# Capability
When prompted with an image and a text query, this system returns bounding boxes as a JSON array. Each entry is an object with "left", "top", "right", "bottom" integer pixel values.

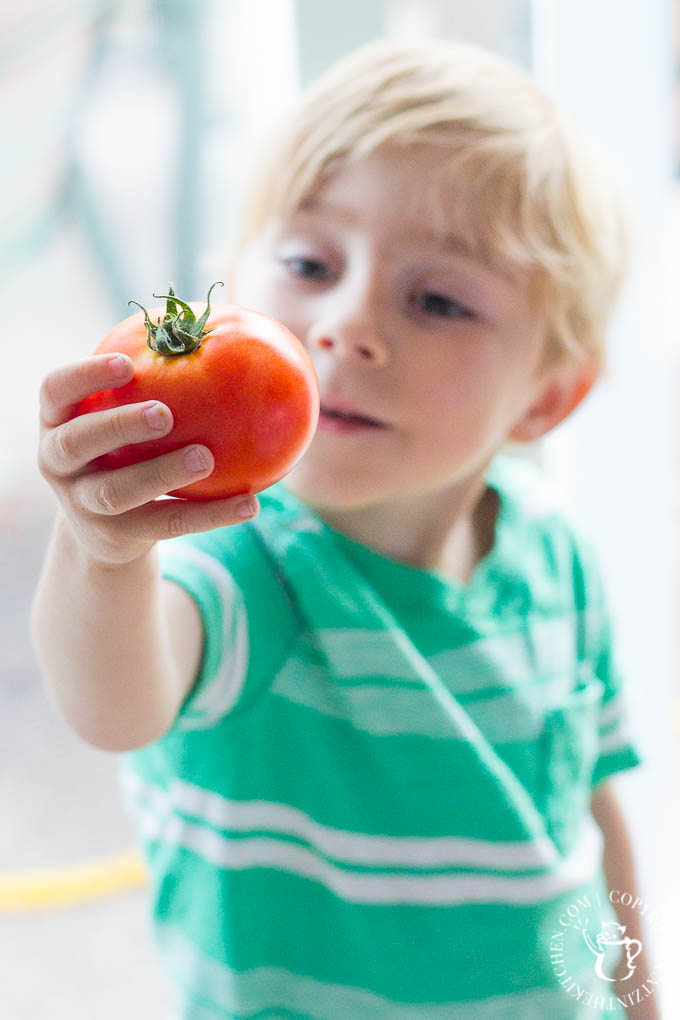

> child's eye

[
  {"left": 282, "top": 256, "right": 332, "bottom": 283},
  {"left": 415, "top": 291, "right": 474, "bottom": 319}
]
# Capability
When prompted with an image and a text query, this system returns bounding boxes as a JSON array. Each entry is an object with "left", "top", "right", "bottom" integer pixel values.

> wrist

[{"left": 54, "top": 507, "right": 155, "bottom": 571}]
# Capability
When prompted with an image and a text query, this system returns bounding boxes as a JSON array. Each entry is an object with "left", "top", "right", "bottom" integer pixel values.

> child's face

[{"left": 232, "top": 143, "right": 552, "bottom": 510}]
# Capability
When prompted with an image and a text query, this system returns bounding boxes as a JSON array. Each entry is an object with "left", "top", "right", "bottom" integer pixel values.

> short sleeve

[
  {"left": 589, "top": 608, "right": 643, "bottom": 789},
  {"left": 157, "top": 520, "right": 299, "bottom": 732},
  {"left": 575, "top": 547, "right": 643, "bottom": 790},
  {"left": 159, "top": 539, "right": 249, "bottom": 730}
]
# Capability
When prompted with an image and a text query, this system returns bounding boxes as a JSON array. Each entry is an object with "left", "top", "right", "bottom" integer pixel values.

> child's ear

[{"left": 509, "top": 358, "right": 599, "bottom": 443}]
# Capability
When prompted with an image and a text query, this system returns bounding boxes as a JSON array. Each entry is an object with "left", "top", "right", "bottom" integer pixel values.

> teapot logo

[
  {"left": 577, "top": 919, "right": 642, "bottom": 982},
  {"left": 548, "top": 889, "right": 662, "bottom": 1011}
]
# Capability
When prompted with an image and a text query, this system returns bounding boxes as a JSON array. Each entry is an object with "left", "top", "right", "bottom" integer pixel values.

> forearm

[
  {"left": 592, "top": 784, "right": 662, "bottom": 1019},
  {"left": 609, "top": 899, "right": 661, "bottom": 1019},
  {"left": 31, "top": 512, "right": 183, "bottom": 750}
]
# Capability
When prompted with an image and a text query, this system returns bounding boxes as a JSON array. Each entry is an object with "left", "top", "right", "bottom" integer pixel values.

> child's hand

[{"left": 38, "top": 354, "right": 259, "bottom": 566}]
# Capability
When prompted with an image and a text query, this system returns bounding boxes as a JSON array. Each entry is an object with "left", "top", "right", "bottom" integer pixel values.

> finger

[
  {"left": 70, "top": 444, "right": 218, "bottom": 516},
  {"left": 41, "top": 400, "right": 174, "bottom": 477},
  {"left": 131, "top": 491, "right": 260, "bottom": 542},
  {"left": 40, "top": 354, "right": 134, "bottom": 428},
  {"left": 82, "top": 491, "right": 259, "bottom": 565}
]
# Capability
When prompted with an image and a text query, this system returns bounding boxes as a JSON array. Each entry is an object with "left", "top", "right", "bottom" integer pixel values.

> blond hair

[{"left": 235, "top": 38, "right": 632, "bottom": 371}]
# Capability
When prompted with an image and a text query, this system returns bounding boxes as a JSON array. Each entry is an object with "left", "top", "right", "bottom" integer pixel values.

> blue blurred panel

[
  {"left": 154, "top": 0, "right": 206, "bottom": 299},
  {"left": 294, "top": 0, "right": 387, "bottom": 86}
]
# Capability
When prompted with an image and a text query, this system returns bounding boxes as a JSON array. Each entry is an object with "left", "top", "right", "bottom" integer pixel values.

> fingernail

[
  {"left": 143, "top": 403, "right": 169, "bottom": 431},
  {"left": 237, "top": 496, "right": 259, "bottom": 518},
  {"left": 109, "top": 355, "right": 131, "bottom": 378},
  {"left": 184, "top": 447, "right": 210, "bottom": 472}
]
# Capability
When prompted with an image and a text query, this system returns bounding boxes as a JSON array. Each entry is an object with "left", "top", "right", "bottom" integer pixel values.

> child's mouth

[{"left": 318, "top": 404, "right": 388, "bottom": 432}]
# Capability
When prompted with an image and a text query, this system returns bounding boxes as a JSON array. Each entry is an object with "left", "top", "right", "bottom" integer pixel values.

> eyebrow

[
  {"left": 296, "top": 195, "right": 516, "bottom": 283},
  {"left": 429, "top": 233, "right": 519, "bottom": 286}
]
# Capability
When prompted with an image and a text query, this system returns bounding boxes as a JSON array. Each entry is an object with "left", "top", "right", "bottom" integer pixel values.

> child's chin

[{"left": 283, "top": 463, "right": 385, "bottom": 511}]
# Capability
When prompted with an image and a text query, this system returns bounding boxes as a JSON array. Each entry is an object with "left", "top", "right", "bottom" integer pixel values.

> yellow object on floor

[{"left": 0, "top": 850, "right": 146, "bottom": 912}]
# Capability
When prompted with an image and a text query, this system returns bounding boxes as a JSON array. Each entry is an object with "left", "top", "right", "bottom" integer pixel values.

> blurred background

[{"left": 1, "top": 1, "right": 678, "bottom": 1017}]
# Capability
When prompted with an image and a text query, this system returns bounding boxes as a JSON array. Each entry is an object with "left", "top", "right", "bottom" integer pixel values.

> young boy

[{"left": 32, "top": 39, "right": 657, "bottom": 1019}]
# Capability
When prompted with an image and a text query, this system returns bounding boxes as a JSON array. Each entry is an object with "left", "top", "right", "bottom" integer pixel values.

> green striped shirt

[{"left": 121, "top": 456, "right": 642, "bottom": 1019}]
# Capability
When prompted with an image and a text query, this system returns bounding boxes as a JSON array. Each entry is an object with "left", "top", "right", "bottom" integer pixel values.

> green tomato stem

[{"left": 128, "top": 281, "right": 223, "bottom": 356}]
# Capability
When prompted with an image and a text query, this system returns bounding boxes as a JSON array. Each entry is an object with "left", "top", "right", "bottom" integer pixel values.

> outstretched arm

[{"left": 31, "top": 353, "right": 257, "bottom": 751}]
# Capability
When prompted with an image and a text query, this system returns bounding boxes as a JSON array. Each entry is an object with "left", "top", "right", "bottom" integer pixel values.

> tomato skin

[{"left": 75, "top": 303, "right": 319, "bottom": 500}]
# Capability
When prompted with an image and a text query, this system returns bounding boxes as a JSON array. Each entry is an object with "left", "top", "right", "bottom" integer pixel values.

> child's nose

[{"left": 309, "top": 314, "right": 390, "bottom": 366}]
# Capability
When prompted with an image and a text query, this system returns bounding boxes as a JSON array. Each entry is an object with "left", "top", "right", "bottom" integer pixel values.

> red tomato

[{"left": 75, "top": 283, "right": 319, "bottom": 500}]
